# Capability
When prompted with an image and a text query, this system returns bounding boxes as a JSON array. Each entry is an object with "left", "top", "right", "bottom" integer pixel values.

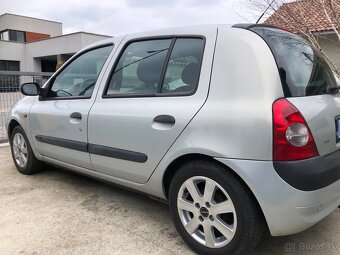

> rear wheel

[
  {"left": 169, "top": 160, "right": 264, "bottom": 255},
  {"left": 10, "top": 125, "right": 43, "bottom": 175}
]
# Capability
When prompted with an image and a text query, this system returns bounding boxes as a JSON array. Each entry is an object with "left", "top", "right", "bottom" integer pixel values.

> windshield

[{"left": 251, "top": 27, "right": 337, "bottom": 97}]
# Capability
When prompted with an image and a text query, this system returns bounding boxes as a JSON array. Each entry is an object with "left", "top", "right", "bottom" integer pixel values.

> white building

[{"left": 0, "top": 13, "right": 111, "bottom": 73}]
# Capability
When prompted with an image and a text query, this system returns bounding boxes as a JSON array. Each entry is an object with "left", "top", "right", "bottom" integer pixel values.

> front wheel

[
  {"left": 169, "top": 160, "right": 265, "bottom": 255},
  {"left": 10, "top": 125, "right": 43, "bottom": 175}
]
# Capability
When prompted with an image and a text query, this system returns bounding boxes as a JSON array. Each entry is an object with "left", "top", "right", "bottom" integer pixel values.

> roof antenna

[{"left": 256, "top": 0, "right": 276, "bottom": 24}]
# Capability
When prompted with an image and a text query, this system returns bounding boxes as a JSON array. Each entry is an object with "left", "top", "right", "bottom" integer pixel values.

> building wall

[
  {"left": 0, "top": 13, "right": 62, "bottom": 37},
  {"left": 0, "top": 14, "right": 111, "bottom": 73},
  {"left": 24, "top": 33, "right": 110, "bottom": 72},
  {"left": 0, "top": 40, "right": 26, "bottom": 70},
  {"left": 0, "top": 33, "right": 110, "bottom": 72},
  {"left": 26, "top": 33, "right": 109, "bottom": 58},
  {"left": 317, "top": 33, "right": 340, "bottom": 68}
]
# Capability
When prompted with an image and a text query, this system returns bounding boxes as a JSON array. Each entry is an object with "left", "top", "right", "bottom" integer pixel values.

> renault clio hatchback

[{"left": 7, "top": 24, "right": 340, "bottom": 255}]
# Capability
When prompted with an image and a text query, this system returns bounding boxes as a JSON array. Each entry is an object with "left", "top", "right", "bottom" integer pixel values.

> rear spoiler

[{"left": 232, "top": 24, "right": 277, "bottom": 30}]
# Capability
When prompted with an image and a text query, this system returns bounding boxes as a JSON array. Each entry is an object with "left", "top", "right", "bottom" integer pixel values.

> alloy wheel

[
  {"left": 12, "top": 133, "right": 28, "bottom": 168},
  {"left": 177, "top": 176, "right": 237, "bottom": 248}
]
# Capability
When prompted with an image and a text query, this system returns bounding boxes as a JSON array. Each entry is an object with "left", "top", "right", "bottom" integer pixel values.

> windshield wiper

[{"left": 327, "top": 85, "right": 340, "bottom": 93}]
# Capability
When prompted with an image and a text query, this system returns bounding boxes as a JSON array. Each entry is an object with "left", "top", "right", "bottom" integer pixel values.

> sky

[{"left": 0, "top": 0, "right": 257, "bottom": 36}]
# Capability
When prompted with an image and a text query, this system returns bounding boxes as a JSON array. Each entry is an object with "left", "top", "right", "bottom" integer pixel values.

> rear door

[
  {"left": 251, "top": 27, "right": 340, "bottom": 156},
  {"left": 88, "top": 28, "right": 217, "bottom": 183}
]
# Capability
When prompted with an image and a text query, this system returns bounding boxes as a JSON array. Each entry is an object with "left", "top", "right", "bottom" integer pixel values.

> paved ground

[{"left": 0, "top": 146, "right": 339, "bottom": 255}]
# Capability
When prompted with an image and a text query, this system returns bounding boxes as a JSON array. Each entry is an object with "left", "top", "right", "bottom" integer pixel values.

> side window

[
  {"left": 49, "top": 45, "right": 113, "bottom": 98},
  {"left": 162, "top": 38, "right": 204, "bottom": 94},
  {"left": 106, "top": 39, "right": 172, "bottom": 95}
]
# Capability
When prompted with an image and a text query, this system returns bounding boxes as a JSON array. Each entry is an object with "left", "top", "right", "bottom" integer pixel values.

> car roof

[{"left": 81, "top": 24, "right": 234, "bottom": 52}]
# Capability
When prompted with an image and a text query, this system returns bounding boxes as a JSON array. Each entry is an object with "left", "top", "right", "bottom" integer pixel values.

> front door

[{"left": 29, "top": 45, "right": 113, "bottom": 169}]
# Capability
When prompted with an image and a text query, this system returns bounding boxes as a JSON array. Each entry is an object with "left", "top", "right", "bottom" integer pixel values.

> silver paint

[{"left": 7, "top": 25, "right": 340, "bottom": 238}]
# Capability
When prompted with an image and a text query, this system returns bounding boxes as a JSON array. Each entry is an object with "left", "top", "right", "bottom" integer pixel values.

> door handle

[
  {"left": 70, "top": 112, "right": 82, "bottom": 120},
  {"left": 153, "top": 115, "right": 175, "bottom": 124}
]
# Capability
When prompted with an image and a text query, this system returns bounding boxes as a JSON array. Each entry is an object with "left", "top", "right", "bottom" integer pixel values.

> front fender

[{"left": 7, "top": 96, "right": 43, "bottom": 160}]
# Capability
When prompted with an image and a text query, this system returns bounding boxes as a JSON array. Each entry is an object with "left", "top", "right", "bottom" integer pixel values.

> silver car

[{"left": 7, "top": 24, "right": 340, "bottom": 255}]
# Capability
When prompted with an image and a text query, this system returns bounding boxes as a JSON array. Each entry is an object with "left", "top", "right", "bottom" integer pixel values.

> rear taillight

[{"left": 273, "top": 99, "right": 319, "bottom": 161}]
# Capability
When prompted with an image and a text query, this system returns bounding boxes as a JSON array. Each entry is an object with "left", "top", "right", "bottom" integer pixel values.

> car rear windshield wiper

[{"left": 327, "top": 85, "right": 340, "bottom": 93}]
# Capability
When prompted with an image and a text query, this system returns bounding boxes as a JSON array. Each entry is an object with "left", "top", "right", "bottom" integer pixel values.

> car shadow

[{"left": 41, "top": 165, "right": 339, "bottom": 255}]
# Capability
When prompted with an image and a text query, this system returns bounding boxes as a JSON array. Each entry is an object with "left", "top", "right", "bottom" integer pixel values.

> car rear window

[{"left": 250, "top": 27, "right": 337, "bottom": 97}]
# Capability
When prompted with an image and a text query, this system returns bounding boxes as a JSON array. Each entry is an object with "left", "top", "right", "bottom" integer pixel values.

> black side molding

[
  {"left": 89, "top": 144, "right": 147, "bottom": 163},
  {"left": 35, "top": 135, "right": 147, "bottom": 163},
  {"left": 35, "top": 135, "right": 88, "bottom": 152},
  {"left": 274, "top": 150, "right": 340, "bottom": 191}
]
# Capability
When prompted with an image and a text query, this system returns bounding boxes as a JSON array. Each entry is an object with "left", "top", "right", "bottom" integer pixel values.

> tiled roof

[{"left": 265, "top": 0, "right": 340, "bottom": 33}]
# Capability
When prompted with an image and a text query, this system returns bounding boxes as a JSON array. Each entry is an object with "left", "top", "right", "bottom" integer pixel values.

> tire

[
  {"left": 169, "top": 160, "right": 265, "bottom": 255},
  {"left": 10, "top": 125, "right": 43, "bottom": 175}
]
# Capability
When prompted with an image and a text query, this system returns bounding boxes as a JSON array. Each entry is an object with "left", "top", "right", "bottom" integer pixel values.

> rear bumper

[
  {"left": 215, "top": 157, "right": 340, "bottom": 236},
  {"left": 274, "top": 149, "right": 340, "bottom": 191}
]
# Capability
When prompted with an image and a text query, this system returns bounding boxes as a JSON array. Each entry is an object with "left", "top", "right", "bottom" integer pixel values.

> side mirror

[{"left": 20, "top": 83, "right": 40, "bottom": 96}]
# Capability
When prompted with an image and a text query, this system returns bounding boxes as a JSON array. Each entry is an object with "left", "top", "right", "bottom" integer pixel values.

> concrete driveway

[
  {"left": 0, "top": 146, "right": 339, "bottom": 255},
  {"left": 0, "top": 92, "right": 23, "bottom": 142}
]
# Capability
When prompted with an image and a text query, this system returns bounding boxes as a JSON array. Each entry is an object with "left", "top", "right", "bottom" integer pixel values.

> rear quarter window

[{"left": 251, "top": 27, "right": 337, "bottom": 97}]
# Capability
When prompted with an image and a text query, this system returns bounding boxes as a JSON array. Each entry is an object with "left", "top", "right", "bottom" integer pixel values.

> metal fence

[{"left": 0, "top": 71, "right": 53, "bottom": 143}]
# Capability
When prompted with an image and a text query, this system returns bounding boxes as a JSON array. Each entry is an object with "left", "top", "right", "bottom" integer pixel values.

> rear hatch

[{"left": 251, "top": 26, "right": 340, "bottom": 157}]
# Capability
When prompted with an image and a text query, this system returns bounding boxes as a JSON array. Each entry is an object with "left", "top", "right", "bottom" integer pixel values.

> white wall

[
  {"left": 0, "top": 14, "right": 111, "bottom": 72},
  {"left": 26, "top": 32, "right": 110, "bottom": 58},
  {"left": 0, "top": 13, "right": 62, "bottom": 37},
  {"left": 25, "top": 33, "right": 111, "bottom": 72},
  {"left": 0, "top": 40, "right": 26, "bottom": 70},
  {"left": 317, "top": 33, "right": 340, "bottom": 67},
  {"left": 0, "top": 32, "right": 110, "bottom": 72}
]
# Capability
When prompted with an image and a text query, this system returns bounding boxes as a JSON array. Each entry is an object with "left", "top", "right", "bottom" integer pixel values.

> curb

[{"left": 0, "top": 142, "right": 9, "bottom": 147}]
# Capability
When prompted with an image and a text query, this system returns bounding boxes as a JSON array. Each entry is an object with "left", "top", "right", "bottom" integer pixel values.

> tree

[{"left": 239, "top": 0, "right": 340, "bottom": 74}]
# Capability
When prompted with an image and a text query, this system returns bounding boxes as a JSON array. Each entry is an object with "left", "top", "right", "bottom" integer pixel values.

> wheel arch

[
  {"left": 162, "top": 153, "right": 268, "bottom": 230},
  {"left": 7, "top": 119, "right": 21, "bottom": 140},
  {"left": 7, "top": 118, "right": 43, "bottom": 161}
]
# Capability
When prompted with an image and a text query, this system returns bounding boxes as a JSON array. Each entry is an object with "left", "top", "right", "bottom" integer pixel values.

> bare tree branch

[
  {"left": 241, "top": 0, "right": 340, "bottom": 74},
  {"left": 318, "top": 0, "right": 340, "bottom": 41}
]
